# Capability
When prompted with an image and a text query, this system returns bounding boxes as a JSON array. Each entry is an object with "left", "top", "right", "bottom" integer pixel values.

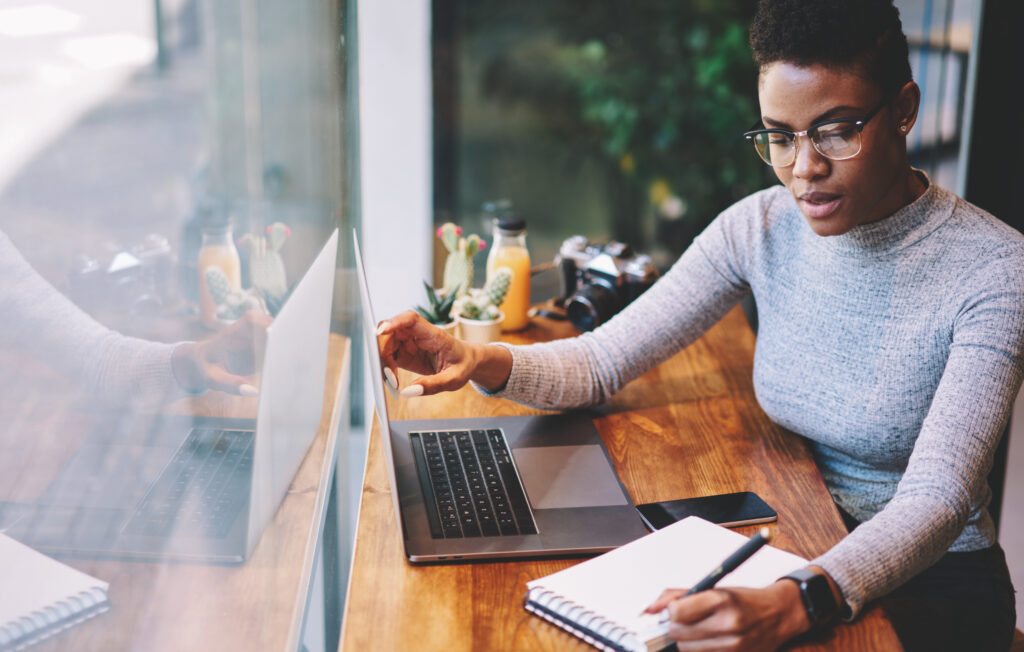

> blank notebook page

[{"left": 0, "top": 533, "right": 109, "bottom": 650}]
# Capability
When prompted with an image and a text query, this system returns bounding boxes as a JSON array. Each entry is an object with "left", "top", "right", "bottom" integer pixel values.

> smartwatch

[{"left": 781, "top": 568, "right": 841, "bottom": 629}]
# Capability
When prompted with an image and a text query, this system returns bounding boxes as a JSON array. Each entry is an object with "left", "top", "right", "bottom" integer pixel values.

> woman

[{"left": 376, "top": 1, "right": 1020, "bottom": 649}]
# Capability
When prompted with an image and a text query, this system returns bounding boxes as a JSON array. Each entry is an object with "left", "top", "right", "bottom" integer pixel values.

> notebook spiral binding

[
  {"left": 0, "top": 586, "right": 109, "bottom": 651},
  {"left": 523, "top": 587, "right": 638, "bottom": 652}
]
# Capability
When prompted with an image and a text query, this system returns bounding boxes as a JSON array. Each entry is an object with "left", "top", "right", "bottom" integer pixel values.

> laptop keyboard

[
  {"left": 410, "top": 429, "right": 537, "bottom": 539},
  {"left": 123, "top": 427, "right": 254, "bottom": 539}
]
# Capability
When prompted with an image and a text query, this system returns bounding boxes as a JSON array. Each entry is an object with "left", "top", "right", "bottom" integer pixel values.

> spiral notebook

[
  {"left": 523, "top": 516, "right": 807, "bottom": 652},
  {"left": 0, "top": 534, "right": 109, "bottom": 651}
]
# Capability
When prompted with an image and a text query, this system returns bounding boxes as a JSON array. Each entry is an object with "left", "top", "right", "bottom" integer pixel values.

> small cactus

[
  {"left": 481, "top": 267, "right": 511, "bottom": 307},
  {"left": 238, "top": 222, "right": 290, "bottom": 315},
  {"left": 455, "top": 266, "right": 511, "bottom": 322},
  {"left": 204, "top": 265, "right": 235, "bottom": 306},
  {"left": 205, "top": 266, "right": 265, "bottom": 321},
  {"left": 438, "top": 222, "right": 483, "bottom": 298}
]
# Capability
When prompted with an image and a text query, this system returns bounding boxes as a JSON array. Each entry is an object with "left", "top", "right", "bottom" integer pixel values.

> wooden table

[
  {"left": 340, "top": 308, "right": 902, "bottom": 651},
  {"left": 0, "top": 334, "right": 350, "bottom": 652}
]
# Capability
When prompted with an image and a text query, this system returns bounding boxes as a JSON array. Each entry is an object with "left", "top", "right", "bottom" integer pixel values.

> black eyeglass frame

[{"left": 743, "top": 99, "right": 889, "bottom": 167}]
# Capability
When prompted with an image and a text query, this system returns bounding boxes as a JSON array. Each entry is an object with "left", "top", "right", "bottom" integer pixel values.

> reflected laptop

[
  {"left": 354, "top": 235, "right": 648, "bottom": 562},
  {"left": 0, "top": 230, "right": 338, "bottom": 563}
]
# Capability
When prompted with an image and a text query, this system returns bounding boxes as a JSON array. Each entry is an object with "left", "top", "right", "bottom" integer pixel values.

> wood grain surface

[
  {"left": 340, "top": 308, "right": 901, "bottom": 651},
  {"left": 0, "top": 335, "right": 350, "bottom": 652}
]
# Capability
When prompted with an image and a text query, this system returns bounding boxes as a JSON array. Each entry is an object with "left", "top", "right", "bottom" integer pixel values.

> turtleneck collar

[{"left": 818, "top": 170, "right": 956, "bottom": 256}]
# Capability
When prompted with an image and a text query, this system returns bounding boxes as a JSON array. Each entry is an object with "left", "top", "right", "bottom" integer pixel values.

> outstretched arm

[{"left": 0, "top": 230, "right": 269, "bottom": 403}]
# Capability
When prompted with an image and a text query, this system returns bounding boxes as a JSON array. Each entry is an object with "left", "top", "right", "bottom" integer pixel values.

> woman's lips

[{"left": 798, "top": 192, "right": 842, "bottom": 219}]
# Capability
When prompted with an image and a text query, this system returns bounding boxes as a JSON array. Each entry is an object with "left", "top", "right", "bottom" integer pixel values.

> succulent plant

[
  {"left": 205, "top": 266, "right": 265, "bottom": 321},
  {"left": 238, "top": 222, "right": 291, "bottom": 315},
  {"left": 455, "top": 267, "right": 511, "bottom": 321},
  {"left": 414, "top": 280, "right": 458, "bottom": 325}
]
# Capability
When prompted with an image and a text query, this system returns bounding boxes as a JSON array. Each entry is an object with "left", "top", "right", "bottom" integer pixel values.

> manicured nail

[
  {"left": 383, "top": 367, "right": 398, "bottom": 389},
  {"left": 376, "top": 321, "right": 390, "bottom": 335},
  {"left": 400, "top": 384, "right": 423, "bottom": 397},
  {"left": 239, "top": 383, "right": 259, "bottom": 396}
]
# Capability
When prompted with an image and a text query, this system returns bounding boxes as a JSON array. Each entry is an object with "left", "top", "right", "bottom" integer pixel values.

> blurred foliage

[{"left": 469, "top": 0, "right": 771, "bottom": 259}]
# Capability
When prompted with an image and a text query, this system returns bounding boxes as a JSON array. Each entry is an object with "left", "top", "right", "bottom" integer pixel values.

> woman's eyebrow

[{"left": 761, "top": 105, "right": 866, "bottom": 129}]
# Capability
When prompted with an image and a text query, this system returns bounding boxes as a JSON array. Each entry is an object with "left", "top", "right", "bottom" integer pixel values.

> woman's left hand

[{"left": 643, "top": 581, "right": 809, "bottom": 651}]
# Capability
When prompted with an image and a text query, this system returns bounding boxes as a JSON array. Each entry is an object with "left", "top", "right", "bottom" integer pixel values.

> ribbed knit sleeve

[
  {"left": 0, "top": 230, "right": 184, "bottom": 405},
  {"left": 475, "top": 191, "right": 770, "bottom": 408},
  {"left": 812, "top": 239, "right": 1024, "bottom": 616}
]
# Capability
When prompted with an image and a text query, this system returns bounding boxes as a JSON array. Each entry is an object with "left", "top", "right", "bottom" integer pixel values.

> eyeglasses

[{"left": 743, "top": 100, "right": 888, "bottom": 168}]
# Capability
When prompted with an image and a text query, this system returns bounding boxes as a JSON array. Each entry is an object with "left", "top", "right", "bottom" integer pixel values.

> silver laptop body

[
  {"left": 354, "top": 234, "right": 647, "bottom": 562},
  {"left": 1, "top": 230, "right": 338, "bottom": 564}
]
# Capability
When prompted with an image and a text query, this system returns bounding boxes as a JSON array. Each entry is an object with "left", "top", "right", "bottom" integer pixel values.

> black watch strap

[{"left": 781, "top": 568, "right": 841, "bottom": 629}]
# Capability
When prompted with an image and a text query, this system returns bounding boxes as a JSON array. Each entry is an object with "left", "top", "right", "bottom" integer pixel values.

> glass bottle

[
  {"left": 197, "top": 222, "right": 241, "bottom": 329},
  {"left": 486, "top": 215, "right": 530, "bottom": 331}
]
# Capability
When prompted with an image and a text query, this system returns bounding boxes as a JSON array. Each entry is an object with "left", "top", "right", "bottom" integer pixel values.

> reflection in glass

[
  {"left": 0, "top": 0, "right": 351, "bottom": 649},
  {"left": 433, "top": 0, "right": 980, "bottom": 275}
]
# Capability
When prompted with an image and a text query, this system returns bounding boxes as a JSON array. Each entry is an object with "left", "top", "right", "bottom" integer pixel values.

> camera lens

[{"left": 566, "top": 284, "right": 619, "bottom": 332}]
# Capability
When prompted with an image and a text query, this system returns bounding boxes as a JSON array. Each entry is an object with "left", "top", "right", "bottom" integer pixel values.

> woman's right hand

[{"left": 376, "top": 311, "right": 511, "bottom": 396}]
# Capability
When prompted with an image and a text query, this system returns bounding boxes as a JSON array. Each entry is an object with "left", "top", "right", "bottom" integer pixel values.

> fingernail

[
  {"left": 383, "top": 367, "right": 398, "bottom": 389},
  {"left": 239, "top": 383, "right": 259, "bottom": 396},
  {"left": 376, "top": 321, "right": 390, "bottom": 335},
  {"left": 399, "top": 385, "right": 423, "bottom": 397}
]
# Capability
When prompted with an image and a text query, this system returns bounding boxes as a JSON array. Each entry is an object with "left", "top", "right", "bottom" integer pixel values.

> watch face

[{"left": 802, "top": 573, "right": 839, "bottom": 625}]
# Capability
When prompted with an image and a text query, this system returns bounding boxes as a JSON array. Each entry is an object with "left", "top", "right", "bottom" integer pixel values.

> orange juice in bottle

[
  {"left": 198, "top": 222, "right": 241, "bottom": 329},
  {"left": 486, "top": 215, "right": 530, "bottom": 331}
]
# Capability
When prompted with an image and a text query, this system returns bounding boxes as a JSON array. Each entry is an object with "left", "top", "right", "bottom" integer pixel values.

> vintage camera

[
  {"left": 67, "top": 233, "right": 177, "bottom": 321},
  {"left": 557, "top": 235, "right": 659, "bottom": 332}
]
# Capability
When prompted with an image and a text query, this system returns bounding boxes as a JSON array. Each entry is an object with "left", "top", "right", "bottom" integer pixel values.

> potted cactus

[
  {"left": 454, "top": 267, "right": 512, "bottom": 343},
  {"left": 409, "top": 222, "right": 486, "bottom": 336},
  {"left": 437, "top": 222, "right": 482, "bottom": 299}
]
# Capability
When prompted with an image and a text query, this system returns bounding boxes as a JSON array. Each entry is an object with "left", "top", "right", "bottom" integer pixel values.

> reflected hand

[{"left": 172, "top": 310, "right": 272, "bottom": 395}]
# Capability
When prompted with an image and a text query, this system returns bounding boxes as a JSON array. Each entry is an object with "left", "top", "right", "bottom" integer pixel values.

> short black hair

[{"left": 749, "top": 0, "right": 913, "bottom": 98}]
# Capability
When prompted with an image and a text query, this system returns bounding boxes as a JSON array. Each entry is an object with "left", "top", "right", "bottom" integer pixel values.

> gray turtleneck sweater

[
  {"left": 0, "top": 229, "right": 181, "bottom": 405},
  {"left": 481, "top": 175, "right": 1024, "bottom": 617}
]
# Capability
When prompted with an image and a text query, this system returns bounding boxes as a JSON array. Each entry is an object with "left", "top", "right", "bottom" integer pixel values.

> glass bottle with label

[
  {"left": 197, "top": 221, "right": 241, "bottom": 329},
  {"left": 486, "top": 216, "right": 530, "bottom": 331}
]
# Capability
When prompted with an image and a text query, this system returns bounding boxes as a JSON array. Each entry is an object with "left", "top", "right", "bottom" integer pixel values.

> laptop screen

[
  {"left": 352, "top": 233, "right": 404, "bottom": 528},
  {"left": 245, "top": 229, "right": 337, "bottom": 554}
]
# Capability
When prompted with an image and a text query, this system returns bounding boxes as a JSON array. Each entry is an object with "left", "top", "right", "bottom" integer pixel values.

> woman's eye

[{"left": 819, "top": 124, "right": 855, "bottom": 139}]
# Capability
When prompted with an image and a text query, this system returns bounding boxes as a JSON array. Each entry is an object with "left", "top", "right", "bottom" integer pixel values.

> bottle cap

[{"left": 495, "top": 216, "right": 526, "bottom": 233}]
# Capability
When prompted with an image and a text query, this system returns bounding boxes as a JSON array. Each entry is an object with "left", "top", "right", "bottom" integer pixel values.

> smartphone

[{"left": 635, "top": 491, "right": 777, "bottom": 530}]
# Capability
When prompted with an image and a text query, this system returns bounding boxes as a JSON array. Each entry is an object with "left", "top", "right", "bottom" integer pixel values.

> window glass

[
  {"left": 433, "top": 0, "right": 978, "bottom": 283},
  {"left": 0, "top": 0, "right": 355, "bottom": 648},
  {"left": 896, "top": 0, "right": 979, "bottom": 190}
]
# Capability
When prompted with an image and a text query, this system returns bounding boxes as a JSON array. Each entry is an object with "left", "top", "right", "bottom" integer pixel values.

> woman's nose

[{"left": 791, "top": 133, "right": 830, "bottom": 179}]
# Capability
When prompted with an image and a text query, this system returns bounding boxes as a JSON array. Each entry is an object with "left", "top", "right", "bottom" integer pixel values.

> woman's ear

[{"left": 893, "top": 81, "right": 921, "bottom": 136}]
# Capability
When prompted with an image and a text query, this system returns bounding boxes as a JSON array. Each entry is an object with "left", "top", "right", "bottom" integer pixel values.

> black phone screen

[{"left": 635, "top": 491, "right": 777, "bottom": 530}]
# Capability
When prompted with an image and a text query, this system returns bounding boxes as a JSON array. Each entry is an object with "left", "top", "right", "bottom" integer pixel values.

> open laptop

[
  {"left": 0, "top": 229, "right": 338, "bottom": 563},
  {"left": 354, "top": 234, "right": 648, "bottom": 562}
]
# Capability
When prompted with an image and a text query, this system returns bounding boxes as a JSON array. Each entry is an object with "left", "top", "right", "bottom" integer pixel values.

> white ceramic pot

[
  {"left": 438, "top": 320, "right": 458, "bottom": 336},
  {"left": 457, "top": 311, "right": 504, "bottom": 344}
]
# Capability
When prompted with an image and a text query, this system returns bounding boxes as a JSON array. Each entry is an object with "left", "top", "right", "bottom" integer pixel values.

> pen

[
  {"left": 687, "top": 527, "right": 772, "bottom": 594},
  {"left": 657, "top": 527, "right": 773, "bottom": 623}
]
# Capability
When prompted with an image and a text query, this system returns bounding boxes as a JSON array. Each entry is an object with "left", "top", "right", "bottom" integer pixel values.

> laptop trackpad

[{"left": 512, "top": 445, "right": 628, "bottom": 509}]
